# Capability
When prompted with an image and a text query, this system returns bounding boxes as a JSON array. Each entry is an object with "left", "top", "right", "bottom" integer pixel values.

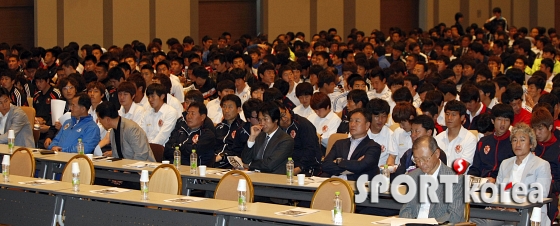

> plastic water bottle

[
  {"left": 2, "top": 157, "right": 9, "bottom": 182},
  {"left": 72, "top": 172, "right": 80, "bottom": 192},
  {"left": 76, "top": 138, "right": 84, "bottom": 155},
  {"left": 190, "top": 149, "right": 197, "bottom": 174},
  {"left": 286, "top": 157, "right": 294, "bottom": 184},
  {"left": 237, "top": 179, "right": 247, "bottom": 211},
  {"left": 173, "top": 146, "right": 181, "bottom": 169},
  {"left": 383, "top": 164, "right": 391, "bottom": 185},
  {"left": 333, "top": 191, "right": 343, "bottom": 224},
  {"left": 140, "top": 170, "right": 149, "bottom": 200},
  {"left": 7, "top": 130, "right": 14, "bottom": 154}
]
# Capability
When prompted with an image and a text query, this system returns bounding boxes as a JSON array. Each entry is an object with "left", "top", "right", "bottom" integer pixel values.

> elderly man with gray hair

[{"left": 399, "top": 135, "right": 465, "bottom": 223}]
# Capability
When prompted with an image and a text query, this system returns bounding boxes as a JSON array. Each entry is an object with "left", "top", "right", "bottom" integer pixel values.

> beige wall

[
  {"left": 63, "top": 0, "right": 103, "bottom": 46},
  {"left": 265, "top": 0, "right": 310, "bottom": 40},
  {"left": 355, "top": 0, "right": 380, "bottom": 34},
  {"left": 316, "top": 0, "right": 343, "bottom": 35},
  {"left": 35, "top": 0, "right": 57, "bottom": 47},
  {"left": 112, "top": 0, "right": 149, "bottom": 47},
  {"left": 468, "top": 0, "right": 490, "bottom": 27},
  {"left": 512, "top": 0, "right": 530, "bottom": 29},
  {"left": 537, "top": 0, "right": 555, "bottom": 30},
  {"left": 155, "top": 0, "right": 191, "bottom": 42},
  {"left": 438, "top": 1, "right": 460, "bottom": 28}
]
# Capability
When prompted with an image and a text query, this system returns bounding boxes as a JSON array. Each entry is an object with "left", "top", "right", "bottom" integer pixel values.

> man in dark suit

[
  {"left": 241, "top": 102, "right": 294, "bottom": 174},
  {"left": 399, "top": 135, "right": 465, "bottom": 223},
  {"left": 322, "top": 108, "right": 381, "bottom": 181}
]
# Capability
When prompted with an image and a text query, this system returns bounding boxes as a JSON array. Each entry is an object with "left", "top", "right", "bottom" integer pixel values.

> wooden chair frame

[
  {"left": 149, "top": 164, "right": 182, "bottom": 195},
  {"left": 310, "top": 177, "right": 355, "bottom": 213},
  {"left": 214, "top": 170, "right": 254, "bottom": 203},
  {"left": 61, "top": 154, "right": 95, "bottom": 185},
  {"left": 11, "top": 147, "right": 36, "bottom": 177}
]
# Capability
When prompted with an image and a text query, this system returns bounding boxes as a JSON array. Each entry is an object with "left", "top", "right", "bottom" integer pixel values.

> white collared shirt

[
  {"left": 412, "top": 93, "right": 422, "bottom": 108},
  {"left": 286, "top": 82, "right": 301, "bottom": 107},
  {"left": 206, "top": 98, "right": 223, "bottom": 124},
  {"left": 293, "top": 105, "right": 313, "bottom": 118},
  {"left": 368, "top": 127, "right": 394, "bottom": 166},
  {"left": 511, "top": 155, "right": 530, "bottom": 185},
  {"left": 0, "top": 110, "right": 9, "bottom": 134},
  {"left": 328, "top": 91, "right": 342, "bottom": 110},
  {"left": 488, "top": 98, "right": 498, "bottom": 109},
  {"left": 236, "top": 82, "right": 251, "bottom": 104},
  {"left": 390, "top": 127, "right": 412, "bottom": 163},
  {"left": 166, "top": 94, "right": 183, "bottom": 117},
  {"left": 307, "top": 111, "right": 342, "bottom": 147},
  {"left": 247, "top": 127, "right": 279, "bottom": 148},
  {"left": 140, "top": 103, "right": 179, "bottom": 145},
  {"left": 138, "top": 95, "right": 150, "bottom": 109},
  {"left": 333, "top": 91, "right": 348, "bottom": 113},
  {"left": 170, "top": 77, "right": 185, "bottom": 103},
  {"left": 118, "top": 102, "right": 145, "bottom": 125},
  {"left": 418, "top": 161, "right": 442, "bottom": 219},
  {"left": 369, "top": 85, "right": 392, "bottom": 102},
  {"left": 435, "top": 127, "right": 477, "bottom": 167}
]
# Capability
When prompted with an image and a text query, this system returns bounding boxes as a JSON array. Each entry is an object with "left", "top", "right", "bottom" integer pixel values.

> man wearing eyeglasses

[
  {"left": 241, "top": 102, "right": 294, "bottom": 174},
  {"left": 400, "top": 135, "right": 465, "bottom": 223}
]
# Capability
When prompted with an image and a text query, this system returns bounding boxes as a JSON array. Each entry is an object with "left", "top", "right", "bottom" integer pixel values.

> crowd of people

[{"left": 0, "top": 7, "right": 559, "bottom": 224}]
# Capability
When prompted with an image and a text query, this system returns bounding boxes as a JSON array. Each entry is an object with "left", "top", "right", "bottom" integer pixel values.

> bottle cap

[
  {"left": 288, "top": 157, "right": 292, "bottom": 161},
  {"left": 2, "top": 156, "right": 10, "bottom": 165},
  {"left": 175, "top": 146, "right": 179, "bottom": 150},
  {"left": 71, "top": 162, "right": 80, "bottom": 174},
  {"left": 140, "top": 170, "right": 150, "bottom": 182},
  {"left": 162, "top": 160, "right": 170, "bottom": 164},
  {"left": 34, "top": 124, "right": 40, "bottom": 130},
  {"left": 78, "top": 138, "right": 82, "bottom": 142},
  {"left": 335, "top": 191, "right": 340, "bottom": 196},
  {"left": 237, "top": 179, "right": 247, "bottom": 191},
  {"left": 384, "top": 164, "right": 388, "bottom": 169},
  {"left": 7, "top": 130, "right": 14, "bottom": 139},
  {"left": 530, "top": 207, "right": 541, "bottom": 222},
  {"left": 192, "top": 149, "right": 196, "bottom": 153}
]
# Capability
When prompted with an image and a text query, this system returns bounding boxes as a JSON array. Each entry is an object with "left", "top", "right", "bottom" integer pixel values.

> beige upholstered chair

[
  {"left": 61, "top": 155, "right": 95, "bottom": 185},
  {"left": 149, "top": 143, "right": 164, "bottom": 163},
  {"left": 310, "top": 178, "right": 355, "bottom": 213},
  {"left": 10, "top": 147, "right": 36, "bottom": 177},
  {"left": 149, "top": 164, "right": 182, "bottom": 195},
  {"left": 325, "top": 133, "right": 348, "bottom": 157},
  {"left": 214, "top": 170, "right": 253, "bottom": 202},
  {"left": 20, "top": 106, "right": 39, "bottom": 147}
]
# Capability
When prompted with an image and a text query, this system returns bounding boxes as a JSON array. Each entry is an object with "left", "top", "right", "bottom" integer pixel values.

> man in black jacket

[
  {"left": 214, "top": 94, "right": 249, "bottom": 168},
  {"left": 322, "top": 108, "right": 381, "bottom": 180},
  {"left": 241, "top": 102, "right": 294, "bottom": 174},
  {"left": 164, "top": 102, "right": 215, "bottom": 167},
  {"left": 278, "top": 103, "right": 322, "bottom": 176}
]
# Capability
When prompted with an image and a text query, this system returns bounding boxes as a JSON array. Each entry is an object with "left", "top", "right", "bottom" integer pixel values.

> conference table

[
  {"left": 0, "top": 175, "right": 391, "bottom": 226},
  {"left": 0, "top": 145, "right": 551, "bottom": 225}
]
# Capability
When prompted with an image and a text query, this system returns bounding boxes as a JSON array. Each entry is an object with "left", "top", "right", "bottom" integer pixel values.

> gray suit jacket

[
  {"left": 400, "top": 161, "right": 465, "bottom": 223},
  {"left": 497, "top": 153, "right": 551, "bottom": 225},
  {"left": 0, "top": 105, "right": 34, "bottom": 147},
  {"left": 110, "top": 117, "right": 155, "bottom": 162},
  {"left": 241, "top": 128, "right": 294, "bottom": 174}
]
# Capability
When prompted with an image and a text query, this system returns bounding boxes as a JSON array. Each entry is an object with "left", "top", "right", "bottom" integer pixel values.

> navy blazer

[{"left": 321, "top": 136, "right": 381, "bottom": 181}]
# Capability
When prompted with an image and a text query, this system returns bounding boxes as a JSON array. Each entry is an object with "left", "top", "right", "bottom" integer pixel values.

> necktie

[
  {"left": 462, "top": 48, "right": 467, "bottom": 55},
  {"left": 256, "top": 135, "right": 270, "bottom": 160}
]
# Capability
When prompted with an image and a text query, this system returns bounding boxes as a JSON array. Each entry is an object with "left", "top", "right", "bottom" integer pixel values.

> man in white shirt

[
  {"left": 308, "top": 92, "right": 342, "bottom": 154},
  {"left": 117, "top": 81, "right": 145, "bottom": 124},
  {"left": 155, "top": 60, "right": 184, "bottom": 103},
  {"left": 140, "top": 83, "right": 179, "bottom": 145},
  {"left": 369, "top": 70, "right": 392, "bottom": 102},
  {"left": 293, "top": 82, "right": 314, "bottom": 118},
  {"left": 388, "top": 102, "right": 416, "bottom": 165},
  {"left": 318, "top": 70, "right": 341, "bottom": 108},
  {"left": 365, "top": 98, "right": 394, "bottom": 166},
  {"left": 207, "top": 80, "right": 236, "bottom": 124},
  {"left": 231, "top": 68, "right": 250, "bottom": 104},
  {"left": 152, "top": 74, "right": 184, "bottom": 115},
  {"left": 403, "top": 75, "right": 422, "bottom": 108},
  {"left": 278, "top": 65, "right": 301, "bottom": 106},
  {"left": 435, "top": 100, "right": 477, "bottom": 169}
]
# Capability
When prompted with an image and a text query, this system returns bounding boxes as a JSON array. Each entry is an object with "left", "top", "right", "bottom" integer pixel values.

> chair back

[
  {"left": 149, "top": 164, "right": 182, "bottom": 195},
  {"left": 326, "top": 133, "right": 348, "bottom": 157},
  {"left": 149, "top": 143, "right": 164, "bottom": 163},
  {"left": 61, "top": 155, "right": 95, "bottom": 185},
  {"left": 27, "top": 97, "right": 34, "bottom": 108},
  {"left": 20, "top": 106, "right": 35, "bottom": 130},
  {"left": 10, "top": 148, "right": 36, "bottom": 177},
  {"left": 311, "top": 178, "right": 355, "bottom": 213},
  {"left": 214, "top": 170, "right": 253, "bottom": 202}
]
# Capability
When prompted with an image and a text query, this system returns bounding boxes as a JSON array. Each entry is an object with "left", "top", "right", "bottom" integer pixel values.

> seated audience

[
  {"left": 308, "top": 92, "right": 342, "bottom": 153},
  {"left": 140, "top": 83, "right": 179, "bottom": 145},
  {"left": 0, "top": 87, "right": 34, "bottom": 147},
  {"left": 214, "top": 94, "right": 249, "bottom": 168}
]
